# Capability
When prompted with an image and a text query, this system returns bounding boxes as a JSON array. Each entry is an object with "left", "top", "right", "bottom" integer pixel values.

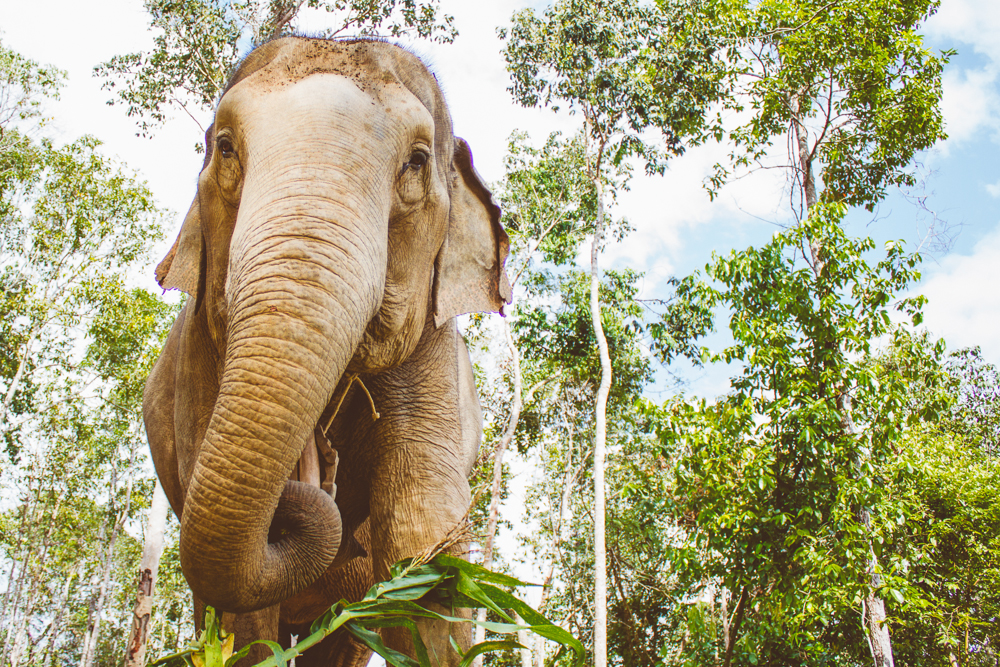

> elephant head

[{"left": 149, "top": 37, "right": 510, "bottom": 614}]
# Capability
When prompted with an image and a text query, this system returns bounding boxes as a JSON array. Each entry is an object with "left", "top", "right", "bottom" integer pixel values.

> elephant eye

[
  {"left": 404, "top": 150, "right": 428, "bottom": 172},
  {"left": 218, "top": 137, "right": 236, "bottom": 159}
]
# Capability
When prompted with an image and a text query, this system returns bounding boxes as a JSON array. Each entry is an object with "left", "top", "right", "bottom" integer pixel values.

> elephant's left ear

[
  {"left": 433, "top": 138, "right": 512, "bottom": 328},
  {"left": 155, "top": 124, "right": 215, "bottom": 297}
]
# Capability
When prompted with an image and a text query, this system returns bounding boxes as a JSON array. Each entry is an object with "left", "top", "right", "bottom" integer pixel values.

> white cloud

[
  {"left": 987, "top": 179, "right": 1000, "bottom": 197},
  {"left": 926, "top": 0, "right": 1000, "bottom": 64},
  {"left": 938, "top": 66, "right": 1000, "bottom": 152},
  {"left": 918, "top": 228, "right": 1000, "bottom": 366},
  {"left": 923, "top": 0, "right": 1000, "bottom": 154}
]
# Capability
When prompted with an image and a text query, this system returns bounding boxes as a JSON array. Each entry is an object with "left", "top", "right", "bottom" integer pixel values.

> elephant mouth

[
  {"left": 286, "top": 372, "right": 375, "bottom": 510},
  {"left": 274, "top": 373, "right": 375, "bottom": 567}
]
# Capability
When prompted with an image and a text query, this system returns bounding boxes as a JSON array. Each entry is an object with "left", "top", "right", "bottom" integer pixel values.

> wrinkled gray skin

[{"left": 142, "top": 37, "right": 511, "bottom": 666}]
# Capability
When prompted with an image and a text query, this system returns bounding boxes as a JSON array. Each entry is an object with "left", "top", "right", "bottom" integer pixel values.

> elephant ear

[
  {"left": 155, "top": 125, "right": 215, "bottom": 297},
  {"left": 433, "top": 138, "right": 512, "bottom": 328}
]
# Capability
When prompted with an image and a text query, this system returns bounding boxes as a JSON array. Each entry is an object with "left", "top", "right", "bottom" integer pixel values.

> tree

[
  {"left": 651, "top": 215, "right": 936, "bottom": 665},
  {"left": 0, "top": 40, "right": 180, "bottom": 667},
  {"left": 500, "top": 3, "right": 726, "bottom": 662},
  {"left": 871, "top": 337, "right": 1000, "bottom": 666},
  {"left": 95, "top": 0, "right": 457, "bottom": 138},
  {"left": 699, "top": 1, "right": 951, "bottom": 662},
  {"left": 466, "top": 128, "right": 628, "bottom": 663}
]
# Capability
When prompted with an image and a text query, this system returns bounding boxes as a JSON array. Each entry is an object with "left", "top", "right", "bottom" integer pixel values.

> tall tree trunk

[
  {"left": 514, "top": 612, "right": 532, "bottom": 667},
  {"left": 78, "top": 509, "right": 110, "bottom": 667},
  {"left": 0, "top": 476, "right": 35, "bottom": 654},
  {"left": 8, "top": 490, "right": 60, "bottom": 667},
  {"left": 723, "top": 586, "right": 748, "bottom": 667},
  {"left": 586, "top": 115, "right": 612, "bottom": 667},
  {"left": 534, "top": 409, "right": 579, "bottom": 667},
  {"left": 0, "top": 488, "right": 31, "bottom": 630},
  {"left": 1, "top": 469, "right": 43, "bottom": 667},
  {"left": 41, "top": 564, "right": 78, "bottom": 667},
  {"left": 124, "top": 482, "right": 170, "bottom": 667},
  {"left": 791, "top": 92, "right": 894, "bottom": 667},
  {"left": 80, "top": 446, "right": 137, "bottom": 667}
]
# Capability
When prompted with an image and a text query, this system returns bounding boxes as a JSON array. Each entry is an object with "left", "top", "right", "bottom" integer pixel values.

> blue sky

[{"left": 1, "top": 0, "right": 997, "bottom": 392}]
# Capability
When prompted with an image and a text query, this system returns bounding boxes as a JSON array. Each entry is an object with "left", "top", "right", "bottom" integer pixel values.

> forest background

[{"left": 1, "top": 0, "right": 999, "bottom": 665}]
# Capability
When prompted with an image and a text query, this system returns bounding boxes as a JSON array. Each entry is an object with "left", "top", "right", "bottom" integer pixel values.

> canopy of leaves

[
  {"left": 649, "top": 209, "right": 933, "bottom": 663},
  {"left": 867, "top": 338, "right": 1000, "bottom": 666},
  {"left": 501, "top": 0, "right": 729, "bottom": 173},
  {"left": 709, "top": 0, "right": 950, "bottom": 210},
  {"left": 0, "top": 41, "right": 183, "bottom": 666}
]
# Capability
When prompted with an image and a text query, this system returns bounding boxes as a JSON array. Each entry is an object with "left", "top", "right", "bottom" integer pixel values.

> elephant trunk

[{"left": 179, "top": 155, "right": 389, "bottom": 613}]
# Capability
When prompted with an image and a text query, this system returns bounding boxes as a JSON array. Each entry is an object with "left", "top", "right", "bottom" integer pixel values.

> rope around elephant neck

[{"left": 322, "top": 374, "right": 380, "bottom": 435}]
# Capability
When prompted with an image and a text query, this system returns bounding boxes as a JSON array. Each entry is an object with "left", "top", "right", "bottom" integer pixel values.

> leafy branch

[{"left": 151, "top": 554, "right": 584, "bottom": 667}]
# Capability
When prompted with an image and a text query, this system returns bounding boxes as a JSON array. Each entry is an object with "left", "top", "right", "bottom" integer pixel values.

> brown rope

[{"left": 322, "top": 374, "right": 380, "bottom": 435}]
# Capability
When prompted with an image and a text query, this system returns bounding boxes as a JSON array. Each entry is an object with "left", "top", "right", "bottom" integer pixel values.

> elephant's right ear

[
  {"left": 155, "top": 125, "right": 215, "bottom": 297},
  {"left": 433, "top": 138, "right": 512, "bottom": 328}
]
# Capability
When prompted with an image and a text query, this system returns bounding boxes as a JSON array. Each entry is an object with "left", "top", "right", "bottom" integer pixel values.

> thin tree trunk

[
  {"left": 0, "top": 476, "right": 35, "bottom": 652},
  {"left": 81, "top": 515, "right": 122, "bottom": 667},
  {"left": 9, "top": 491, "right": 60, "bottom": 667},
  {"left": 1, "top": 470, "right": 43, "bottom": 667},
  {"left": 514, "top": 612, "right": 532, "bottom": 667},
  {"left": 124, "top": 482, "right": 170, "bottom": 667},
  {"left": 42, "top": 564, "right": 78, "bottom": 667},
  {"left": 723, "top": 586, "right": 748, "bottom": 667},
  {"left": 587, "top": 119, "right": 612, "bottom": 667},
  {"left": 720, "top": 590, "right": 728, "bottom": 666},
  {"left": 534, "top": 412, "right": 578, "bottom": 667},
  {"left": 0, "top": 489, "right": 31, "bottom": 630},
  {"left": 860, "top": 513, "right": 894, "bottom": 667},
  {"left": 79, "top": 442, "right": 140, "bottom": 667},
  {"left": 79, "top": 509, "right": 110, "bottom": 667},
  {"left": 791, "top": 91, "right": 894, "bottom": 667}
]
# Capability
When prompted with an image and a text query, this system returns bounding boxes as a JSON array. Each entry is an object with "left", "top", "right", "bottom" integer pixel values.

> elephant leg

[
  {"left": 364, "top": 322, "right": 475, "bottom": 666},
  {"left": 194, "top": 596, "right": 282, "bottom": 667},
  {"left": 226, "top": 607, "right": 282, "bottom": 667},
  {"left": 283, "top": 624, "right": 371, "bottom": 667}
]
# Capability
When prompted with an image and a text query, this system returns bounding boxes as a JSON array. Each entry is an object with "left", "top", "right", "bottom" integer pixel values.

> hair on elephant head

[{"left": 143, "top": 37, "right": 510, "bottom": 662}]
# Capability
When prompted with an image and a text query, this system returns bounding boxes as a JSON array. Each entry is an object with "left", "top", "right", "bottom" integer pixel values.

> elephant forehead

[{"left": 222, "top": 73, "right": 433, "bottom": 148}]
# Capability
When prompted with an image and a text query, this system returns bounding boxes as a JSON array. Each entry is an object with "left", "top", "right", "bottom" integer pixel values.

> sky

[
  {"left": 1, "top": 0, "right": 997, "bottom": 655},
  {"left": 2, "top": 0, "right": 997, "bottom": 397},
  {"left": 2, "top": 0, "right": 998, "bottom": 373}
]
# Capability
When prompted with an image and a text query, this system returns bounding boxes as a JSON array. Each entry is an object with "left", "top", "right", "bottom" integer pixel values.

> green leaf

[
  {"left": 431, "top": 554, "right": 530, "bottom": 587},
  {"left": 456, "top": 571, "right": 514, "bottom": 622},
  {"left": 345, "top": 622, "right": 423, "bottom": 667},
  {"left": 459, "top": 641, "right": 528, "bottom": 667}
]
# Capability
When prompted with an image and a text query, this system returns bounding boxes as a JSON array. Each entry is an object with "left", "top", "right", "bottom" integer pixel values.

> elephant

[{"left": 142, "top": 36, "right": 511, "bottom": 667}]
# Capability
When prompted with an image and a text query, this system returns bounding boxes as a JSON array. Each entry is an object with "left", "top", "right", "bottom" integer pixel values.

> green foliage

[
  {"left": 707, "top": 0, "right": 950, "bottom": 209},
  {"left": 649, "top": 210, "right": 931, "bottom": 663},
  {"left": 0, "top": 40, "right": 183, "bottom": 667},
  {"left": 501, "top": 0, "right": 728, "bottom": 173},
  {"left": 0, "top": 132, "right": 171, "bottom": 461},
  {"left": 95, "top": 0, "right": 457, "bottom": 137},
  {"left": 0, "top": 38, "right": 64, "bottom": 129},
  {"left": 871, "top": 338, "right": 1000, "bottom": 666},
  {"left": 515, "top": 269, "right": 651, "bottom": 412},
  {"left": 498, "top": 130, "right": 629, "bottom": 272},
  {"left": 152, "top": 555, "right": 583, "bottom": 667}
]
